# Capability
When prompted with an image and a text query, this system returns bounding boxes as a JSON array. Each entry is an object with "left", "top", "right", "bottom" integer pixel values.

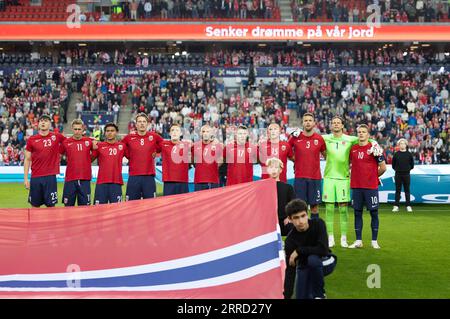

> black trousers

[{"left": 395, "top": 174, "right": 411, "bottom": 206}]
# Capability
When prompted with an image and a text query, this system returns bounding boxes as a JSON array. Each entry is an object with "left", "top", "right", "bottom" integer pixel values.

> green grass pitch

[{"left": 0, "top": 183, "right": 449, "bottom": 299}]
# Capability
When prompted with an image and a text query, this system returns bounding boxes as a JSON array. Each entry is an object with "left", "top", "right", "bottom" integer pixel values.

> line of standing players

[{"left": 24, "top": 112, "right": 386, "bottom": 249}]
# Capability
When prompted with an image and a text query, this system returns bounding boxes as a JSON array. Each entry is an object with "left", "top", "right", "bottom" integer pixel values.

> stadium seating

[{"left": 0, "top": 0, "right": 73, "bottom": 22}]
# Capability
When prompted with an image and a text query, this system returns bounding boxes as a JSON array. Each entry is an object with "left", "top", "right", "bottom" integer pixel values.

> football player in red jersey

[
  {"left": 348, "top": 124, "right": 386, "bottom": 249},
  {"left": 122, "top": 113, "right": 163, "bottom": 200},
  {"left": 60, "top": 119, "right": 95, "bottom": 206},
  {"left": 160, "top": 124, "right": 191, "bottom": 195},
  {"left": 192, "top": 125, "right": 223, "bottom": 191},
  {"left": 224, "top": 125, "right": 257, "bottom": 186},
  {"left": 24, "top": 114, "right": 65, "bottom": 207},
  {"left": 288, "top": 113, "right": 326, "bottom": 219},
  {"left": 92, "top": 123, "right": 127, "bottom": 204}
]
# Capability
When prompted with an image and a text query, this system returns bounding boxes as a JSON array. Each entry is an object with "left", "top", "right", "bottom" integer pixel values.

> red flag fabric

[{"left": 0, "top": 179, "right": 285, "bottom": 299}]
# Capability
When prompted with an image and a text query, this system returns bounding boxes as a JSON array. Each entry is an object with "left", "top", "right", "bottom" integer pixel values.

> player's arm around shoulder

[
  {"left": 349, "top": 143, "right": 356, "bottom": 162},
  {"left": 91, "top": 141, "right": 100, "bottom": 162},
  {"left": 377, "top": 155, "right": 387, "bottom": 177},
  {"left": 121, "top": 135, "right": 130, "bottom": 158},
  {"left": 347, "top": 134, "right": 359, "bottom": 145},
  {"left": 24, "top": 150, "right": 32, "bottom": 189},
  {"left": 59, "top": 138, "right": 67, "bottom": 155},
  {"left": 318, "top": 134, "right": 327, "bottom": 157},
  {"left": 321, "top": 133, "right": 332, "bottom": 142},
  {"left": 57, "top": 132, "right": 66, "bottom": 143}
]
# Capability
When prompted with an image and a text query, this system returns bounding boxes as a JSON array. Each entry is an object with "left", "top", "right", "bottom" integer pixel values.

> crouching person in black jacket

[{"left": 284, "top": 199, "right": 337, "bottom": 299}]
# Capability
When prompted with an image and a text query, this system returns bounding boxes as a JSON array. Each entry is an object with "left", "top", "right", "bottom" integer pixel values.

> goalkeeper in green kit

[{"left": 322, "top": 116, "right": 382, "bottom": 248}]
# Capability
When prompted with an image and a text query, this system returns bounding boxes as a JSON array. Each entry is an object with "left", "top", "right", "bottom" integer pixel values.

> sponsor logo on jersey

[{"left": 68, "top": 143, "right": 73, "bottom": 146}]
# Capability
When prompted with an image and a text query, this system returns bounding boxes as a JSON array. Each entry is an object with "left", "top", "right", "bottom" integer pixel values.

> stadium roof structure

[{"left": 0, "top": 23, "right": 450, "bottom": 42}]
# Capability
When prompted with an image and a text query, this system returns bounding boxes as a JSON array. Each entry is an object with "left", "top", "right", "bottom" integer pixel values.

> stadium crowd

[
  {"left": 43, "top": 47, "right": 450, "bottom": 68},
  {"left": 82, "top": 0, "right": 280, "bottom": 21},
  {"left": 288, "top": 69, "right": 450, "bottom": 165},
  {"left": 116, "top": 68, "right": 449, "bottom": 165},
  {"left": 292, "top": 0, "right": 450, "bottom": 23},
  {"left": 202, "top": 47, "right": 448, "bottom": 67},
  {"left": 0, "top": 69, "right": 70, "bottom": 166},
  {"left": 1, "top": 66, "right": 449, "bottom": 166}
]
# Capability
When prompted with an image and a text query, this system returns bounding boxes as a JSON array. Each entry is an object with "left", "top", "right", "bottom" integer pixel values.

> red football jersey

[
  {"left": 122, "top": 132, "right": 163, "bottom": 176},
  {"left": 192, "top": 141, "right": 223, "bottom": 184},
  {"left": 160, "top": 140, "right": 191, "bottom": 182},
  {"left": 92, "top": 141, "right": 127, "bottom": 185},
  {"left": 350, "top": 142, "right": 385, "bottom": 189},
  {"left": 288, "top": 132, "right": 326, "bottom": 180},
  {"left": 25, "top": 132, "right": 65, "bottom": 178},
  {"left": 61, "top": 137, "right": 93, "bottom": 181},
  {"left": 224, "top": 142, "right": 257, "bottom": 186},
  {"left": 259, "top": 140, "right": 293, "bottom": 183}
]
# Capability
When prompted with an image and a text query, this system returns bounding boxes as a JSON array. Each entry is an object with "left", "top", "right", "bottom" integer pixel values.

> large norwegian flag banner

[{"left": 0, "top": 179, "right": 285, "bottom": 299}]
